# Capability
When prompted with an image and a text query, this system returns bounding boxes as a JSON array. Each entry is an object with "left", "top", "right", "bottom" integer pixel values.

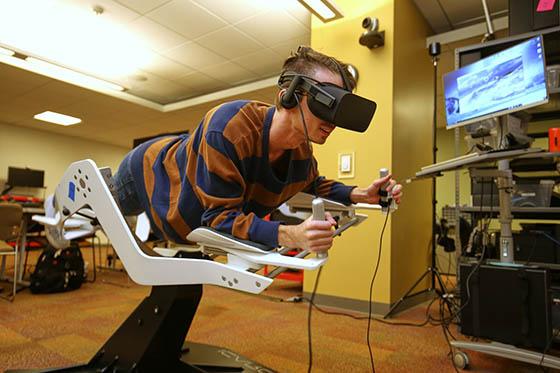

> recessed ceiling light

[
  {"left": 34, "top": 111, "right": 82, "bottom": 126},
  {"left": 297, "top": 0, "right": 343, "bottom": 22}
]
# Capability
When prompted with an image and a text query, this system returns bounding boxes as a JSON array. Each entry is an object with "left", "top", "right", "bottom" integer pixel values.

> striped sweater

[{"left": 129, "top": 100, "right": 355, "bottom": 247}]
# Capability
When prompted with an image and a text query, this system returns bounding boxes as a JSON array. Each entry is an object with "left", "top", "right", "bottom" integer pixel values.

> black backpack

[{"left": 30, "top": 243, "right": 85, "bottom": 294}]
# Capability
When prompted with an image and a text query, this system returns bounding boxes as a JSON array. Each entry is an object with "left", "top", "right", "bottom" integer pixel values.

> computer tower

[{"left": 459, "top": 263, "right": 552, "bottom": 349}]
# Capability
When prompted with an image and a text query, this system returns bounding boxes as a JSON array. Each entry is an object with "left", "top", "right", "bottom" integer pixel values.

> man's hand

[
  {"left": 278, "top": 213, "right": 337, "bottom": 253},
  {"left": 350, "top": 174, "right": 403, "bottom": 205}
]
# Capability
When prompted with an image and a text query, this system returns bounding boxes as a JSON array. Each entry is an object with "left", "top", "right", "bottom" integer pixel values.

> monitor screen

[
  {"left": 7, "top": 167, "right": 44, "bottom": 188},
  {"left": 444, "top": 35, "right": 548, "bottom": 129}
]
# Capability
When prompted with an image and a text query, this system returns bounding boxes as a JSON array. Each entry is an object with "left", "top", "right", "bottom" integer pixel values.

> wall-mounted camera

[{"left": 359, "top": 17, "right": 385, "bottom": 49}]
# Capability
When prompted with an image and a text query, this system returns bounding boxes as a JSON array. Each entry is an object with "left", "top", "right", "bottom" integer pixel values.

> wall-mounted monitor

[
  {"left": 444, "top": 35, "right": 549, "bottom": 129},
  {"left": 7, "top": 167, "right": 45, "bottom": 188}
]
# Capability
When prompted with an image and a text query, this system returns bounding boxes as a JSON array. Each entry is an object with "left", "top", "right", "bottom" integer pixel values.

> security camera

[{"left": 359, "top": 17, "right": 385, "bottom": 49}]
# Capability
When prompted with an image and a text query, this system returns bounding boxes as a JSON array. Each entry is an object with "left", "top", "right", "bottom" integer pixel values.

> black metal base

[
  {"left": 8, "top": 280, "right": 274, "bottom": 373},
  {"left": 9, "top": 342, "right": 275, "bottom": 373},
  {"left": 182, "top": 342, "right": 276, "bottom": 372}
]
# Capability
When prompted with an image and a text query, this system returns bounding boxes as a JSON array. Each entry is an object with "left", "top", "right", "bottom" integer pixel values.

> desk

[
  {"left": 415, "top": 148, "right": 544, "bottom": 178},
  {"left": 417, "top": 149, "right": 560, "bottom": 369}
]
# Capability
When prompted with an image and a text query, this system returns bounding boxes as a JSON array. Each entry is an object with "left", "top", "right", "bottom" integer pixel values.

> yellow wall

[
  {"left": 0, "top": 122, "right": 128, "bottom": 196},
  {"left": 305, "top": 0, "right": 432, "bottom": 308},
  {"left": 390, "top": 0, "right": 433, "bottom": 300},
  {"left": 305, "top": 0, "right": 395, "bottom": 304}
]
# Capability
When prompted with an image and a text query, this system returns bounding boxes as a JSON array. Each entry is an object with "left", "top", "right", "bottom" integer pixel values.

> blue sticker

[{"left": 68, "top": 181, "right": 75, "bottom": 201}]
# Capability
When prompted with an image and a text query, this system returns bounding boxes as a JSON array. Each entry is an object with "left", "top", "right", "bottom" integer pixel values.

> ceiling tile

[
  {"left": 141, "top": 55, "right": 194, "bottom": 80},
  {"left": 146, "top": 0, "right": 227, "bottom": 39},
  {"left": 116, "top": 0, "right": 171, "bottom": 15},
  {"left": 412, "top": 0, "right": 452, "bottom": 33},
  {"left": 232, "top": 49, "right": 283, "bottom": 77},
  {"left": 439, "top": 0, "right": 508, "bottom": 28},
  {"left": 124, "top": 74, "right": 189, "bottom": 104},
  {"left": 58, "top": 0, "right": 141, "bottom": 24},
  {"left": 282, "top": 0, "right": 311, "bottom": 27},
  {"left": 127, "top": 16, "right": 187, "bottom": 53},
  {"left": 191, "top": 0, "right": 270, "bottom": 24},
  {"left": 199, "top": 61, "right": 258, "bottom": 85},
  {"left": 270, "top": 34, "right": 310, "bottom": 57},
  {"left": 196, "top": 27, "right": 263, "bottom": 59},
  {"left": 0, "top": 64, "right": 51, "bottom": 102},
  {"left": 164, "top": 42, "right": 227, "bottom": 69},
  {"left": 236, "top": 10, "right": 308, "bottom": 47},
  {"left": 178, "top": 72, "right": 228, "bottom": 92}
]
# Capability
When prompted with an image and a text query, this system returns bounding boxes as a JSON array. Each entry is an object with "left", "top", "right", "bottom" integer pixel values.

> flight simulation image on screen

[{"left": 443, "top": 35, "right": 548, "bottom": 129}]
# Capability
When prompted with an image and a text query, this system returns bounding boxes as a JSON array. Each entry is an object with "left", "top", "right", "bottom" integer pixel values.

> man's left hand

[{"left": 350, "top": 174, "right": 403, "bottom": 205}]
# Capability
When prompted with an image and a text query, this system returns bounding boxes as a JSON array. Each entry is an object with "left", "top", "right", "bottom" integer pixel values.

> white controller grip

[{"left": 312, "top": 198, "right": 327, "bottom": 259}]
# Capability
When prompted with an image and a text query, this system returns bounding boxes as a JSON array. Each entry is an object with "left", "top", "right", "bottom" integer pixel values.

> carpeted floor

[{"left": 0, "top": 253, "right": 556, "bottom": 373}]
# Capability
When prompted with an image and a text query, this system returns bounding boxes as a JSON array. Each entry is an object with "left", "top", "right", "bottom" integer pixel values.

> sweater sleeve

[
  {"left": 303, "top": 156, "right": 356, "bottom": 205},
  {"left": 196, "top": 130, "right": 280, "bottom": 248}
]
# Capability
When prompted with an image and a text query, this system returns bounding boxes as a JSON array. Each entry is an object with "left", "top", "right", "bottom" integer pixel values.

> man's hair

[{"left": 275, "top": 46, "right": 356, "bottom": 108}]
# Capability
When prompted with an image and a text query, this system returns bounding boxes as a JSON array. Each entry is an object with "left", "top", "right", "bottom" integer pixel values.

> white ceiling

[
  {"left": 0, "top": 0, "right": 512, "bottom": 148},
  {"left": 0, "top": 0, "right": 310, "bottom": 147}
]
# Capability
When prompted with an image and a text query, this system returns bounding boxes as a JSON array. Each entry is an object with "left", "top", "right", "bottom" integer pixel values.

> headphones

[{"left": 280, "top": 74, "right": 304, "bottom": 109}]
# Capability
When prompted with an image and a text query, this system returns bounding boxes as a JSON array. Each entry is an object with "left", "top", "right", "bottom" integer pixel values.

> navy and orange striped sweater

[{"left": 129, "top": 100, "right": 355, "bottom": 247}]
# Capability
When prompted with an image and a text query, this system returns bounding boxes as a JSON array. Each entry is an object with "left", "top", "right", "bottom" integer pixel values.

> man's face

[{"left": 300, "top": 68, "right": 343, "bottom": 144}]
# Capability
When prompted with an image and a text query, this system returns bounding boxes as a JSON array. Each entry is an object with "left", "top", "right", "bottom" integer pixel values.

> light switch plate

[{"left": 338, "top": 152, "right": 354, "bottom": 179}]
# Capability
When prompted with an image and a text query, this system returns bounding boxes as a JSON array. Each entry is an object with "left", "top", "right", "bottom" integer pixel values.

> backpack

[{"left": 30, "top": 243, "right": 85, "bottom": 294}]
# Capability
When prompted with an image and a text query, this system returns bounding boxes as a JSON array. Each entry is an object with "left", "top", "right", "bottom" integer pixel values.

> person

[{"left": 113, "top": 46, "right": 403, "bottom": 254}]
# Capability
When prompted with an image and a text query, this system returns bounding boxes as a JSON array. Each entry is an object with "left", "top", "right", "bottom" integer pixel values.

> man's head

[
  {"left": 279, "top": 46, "right": 356, "bottom": 93},
  {"left": 276, "top": 46, "right": 356, "bottom": 144}
]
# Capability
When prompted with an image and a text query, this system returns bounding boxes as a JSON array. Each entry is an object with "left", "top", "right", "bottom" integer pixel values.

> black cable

[
  {"left": 293, "top": 92, "right": 321, "bottom": 373},
  {"left": 524, "top": 235, "right": 539, "bottom": 266},
  {"left": 307, "top": 266, "right": 322, "bottom": 373},
  {"left": 294, "top": 94, "right": 318, "bottom": 198},
  {"left": 366, "top": 211, "right": 390, "bottom": 373},
  {"left": 538, "top": 328, "right": 560, "bottom": 370},
  {"left": 438, "top": 244, "right": 487, "bottom": 326}
]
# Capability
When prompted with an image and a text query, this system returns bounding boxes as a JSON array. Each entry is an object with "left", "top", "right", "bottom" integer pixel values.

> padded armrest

[
  {"left": 187, "top": 227, "right": 276, "bottom": 253},
  {"left": 286, "top": 192, "right": 350, "bottom": 212}
]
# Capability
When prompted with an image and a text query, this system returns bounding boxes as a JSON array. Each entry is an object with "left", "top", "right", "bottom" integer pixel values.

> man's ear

[
  {"left": 280, "top": 88, "right": 298, "bottom": 109},
  {"left": 276, "top": 89, "right": 286, "bottom": 109}
]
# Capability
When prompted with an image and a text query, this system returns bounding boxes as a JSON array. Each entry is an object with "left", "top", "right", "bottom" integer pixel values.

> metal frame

[{"left": 21, "top": 159, "right": 381, "bottom": 372}]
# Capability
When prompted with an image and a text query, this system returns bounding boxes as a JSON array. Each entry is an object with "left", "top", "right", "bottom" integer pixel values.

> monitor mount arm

[{"left": 481, "top": 0, "right": 495, "bottom": 42}]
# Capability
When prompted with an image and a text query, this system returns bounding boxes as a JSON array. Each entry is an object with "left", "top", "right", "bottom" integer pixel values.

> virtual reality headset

[{"left": 278, "top": 72, "right": 377, "bottom": 133}]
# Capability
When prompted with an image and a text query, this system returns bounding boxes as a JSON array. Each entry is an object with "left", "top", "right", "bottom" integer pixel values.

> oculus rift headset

[{"left": 278, "top": 68, "right": 377, "bottom": 133}]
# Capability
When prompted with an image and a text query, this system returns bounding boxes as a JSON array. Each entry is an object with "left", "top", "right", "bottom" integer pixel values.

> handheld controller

[
  {"left": 312, "top": 198, "right": 328, "bottom": 259},
  {"left": 379, "top": 168, "right": 392, "bottom": 214}
]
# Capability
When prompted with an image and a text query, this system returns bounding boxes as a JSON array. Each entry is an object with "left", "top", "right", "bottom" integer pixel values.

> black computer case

[{"left": 459, "top": 263, "right": 552, "bottom": 349}]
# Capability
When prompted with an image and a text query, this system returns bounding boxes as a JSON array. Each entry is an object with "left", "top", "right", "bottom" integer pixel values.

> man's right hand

[{"left": 278, "top": 213, "right": 336, "bottom": 253}]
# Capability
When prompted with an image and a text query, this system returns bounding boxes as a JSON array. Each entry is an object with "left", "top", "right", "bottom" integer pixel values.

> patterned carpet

[{"left": 0, "top": 259, "right": 556, "bottom": 372}]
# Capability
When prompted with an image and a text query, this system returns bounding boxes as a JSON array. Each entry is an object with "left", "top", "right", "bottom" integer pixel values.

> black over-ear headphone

[{"left": 280, "top": 74, "right": 303, "bottom": 109}]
